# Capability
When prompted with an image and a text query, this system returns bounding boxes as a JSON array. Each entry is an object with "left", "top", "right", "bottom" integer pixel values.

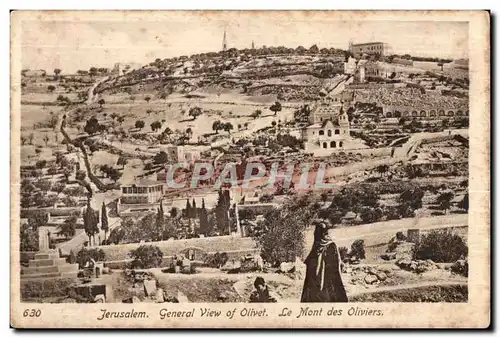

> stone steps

[
  {"left": 28, "top": 258, "right": 67, "bottom": 267},
  {"left": 22, "top": 250, "right": 80, "bottom": 281},
  {"left": 34, "top": 252, "right": 60, "bottom": 260},
  {"left": 20, "top": 271, "right": 79, "bottom": 280},
  {"left": 22, "top": 263, "right": 79, "bottom": 275}
]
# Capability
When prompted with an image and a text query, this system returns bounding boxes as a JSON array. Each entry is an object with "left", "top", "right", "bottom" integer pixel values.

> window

[
  {"left": 122, "top": 187, "right": 127, "bottom": 193},
  {"left": 327, "top": 130, "right": 332, "bottom": 137},
  {"left": 323, "top": 142, "right": 328, "bottom": 149},
  {"left": 330, "top": 141, "right": 336, "bottom": 148},
  {"left": 335, "top": 129, "right": 340, "bottom": 135},
  {"left": 339, "top": 141, "right": 343, "bottom": 148},
  {"left": 319, "top": 130, "right": 325, "bottom": 136}
]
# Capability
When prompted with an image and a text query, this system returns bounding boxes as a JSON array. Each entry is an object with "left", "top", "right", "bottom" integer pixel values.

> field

[{"left": 20, "top": 105, "right": 64, "bottom": 130}]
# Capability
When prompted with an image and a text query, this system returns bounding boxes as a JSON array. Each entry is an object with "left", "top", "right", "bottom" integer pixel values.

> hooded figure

[{"left": 300, "top": 221, "right": 348, "bottom": 303}]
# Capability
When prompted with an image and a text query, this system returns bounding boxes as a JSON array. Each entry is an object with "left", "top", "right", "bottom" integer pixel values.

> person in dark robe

[
  {"left": 249, "top": 277, "right": 279, "bottom": 303},
  {"left": 301, "top": 221, "right": 348, "bottom": 303}
]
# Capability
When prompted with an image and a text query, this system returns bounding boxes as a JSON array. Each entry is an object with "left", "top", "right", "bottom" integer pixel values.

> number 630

[{"left": 23, "top": 309, "right": 41, "bottom": 317}]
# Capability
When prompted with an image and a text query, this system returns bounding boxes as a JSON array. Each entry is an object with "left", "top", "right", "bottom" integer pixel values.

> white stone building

[{"left": 301, "top": 95, "right": 363, "bottom": 153}]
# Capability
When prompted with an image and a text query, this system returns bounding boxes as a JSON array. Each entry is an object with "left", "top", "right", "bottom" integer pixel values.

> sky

[{"left": 19, "top": 12, "right": 469, "bottom": 74}]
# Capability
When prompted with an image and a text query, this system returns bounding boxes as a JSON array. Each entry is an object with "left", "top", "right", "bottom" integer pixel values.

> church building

[{"left": 302, "top": 94, "right": 361, "bottom": 154}]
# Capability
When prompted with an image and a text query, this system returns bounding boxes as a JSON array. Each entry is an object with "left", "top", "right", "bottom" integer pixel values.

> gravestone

[{"left": 38, "top": 226, "right": 51, "bottom": 252}]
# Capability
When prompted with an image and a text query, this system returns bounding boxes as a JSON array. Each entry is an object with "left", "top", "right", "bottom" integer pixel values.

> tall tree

[
  {"left": 199, "top": 198, "right": 211, "bottom": 236},
  {"left": 101, "top": 202, "right": 109, "bottom": 241},
  {"left": 185, "top": 199, "right": 192, "bottom": 219},
  {"left": 215, "top": 189, "right": 231, "bottom": 234},
  {"left": 192, "top": 198, "right": 197, "bottom": 218},
  {"left": 83, "top": 201, "right": 99, "bottom": 246},
  {"left": 155, "top": 200, "right": 164, "bottom": 241},
  {"left": 170, "top": 207, "right": 178, "bottom": 219}
]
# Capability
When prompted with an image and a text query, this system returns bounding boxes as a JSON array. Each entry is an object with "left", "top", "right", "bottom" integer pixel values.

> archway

[
  {"left": 386, "top": 112, "right": 393, "bottom": 118},
  {"left": 322, "top": 142, "right": 327, "bottom": 149},
  {"left": 447, "top": 111, "right": 455, "bottom": 116},
  {"left": 420, "top": 110, "right": 426, "bottom": 117},
  {"left": 439, "top": 110, "right": 445, "bottom": 116},
  {"left": 330, "top": 141, "right": 336, "bottom": 148},
  {"left": 430, "top": 110, "right": 436, "bottom": 117},
  {"left": 403, "top": 111, "right": 409, "bottom": 117},
  {"left": 412, "top": 111, "right": 418, "bottom": 117}
]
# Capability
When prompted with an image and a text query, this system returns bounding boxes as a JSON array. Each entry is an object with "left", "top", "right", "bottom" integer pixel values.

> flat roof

[
  {"left": 121, "top": 179, "right": 163, "bottom": 187},
  {"left": 352, "top": 42, "right": 385, "bottom": 47}
]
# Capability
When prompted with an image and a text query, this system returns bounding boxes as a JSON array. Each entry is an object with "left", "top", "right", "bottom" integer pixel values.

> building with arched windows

[{"left": 382, "top": 105, "right": 469, "bottom": 119}]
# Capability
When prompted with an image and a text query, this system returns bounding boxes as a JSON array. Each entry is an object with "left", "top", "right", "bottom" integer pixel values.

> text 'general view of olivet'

[{"left": 19, "top": 18, "right": 469, "bottom": 304}]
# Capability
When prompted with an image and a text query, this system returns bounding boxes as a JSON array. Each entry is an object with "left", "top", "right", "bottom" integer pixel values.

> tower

[
  {"left": 222, "top": 30, "right": 227, "bottom": 52},
  {"left": 252, "top": 40, "right": 255, "bottom": 49},
  {"left": 339, "top": 107, "right": 350, "bottom": 132}
]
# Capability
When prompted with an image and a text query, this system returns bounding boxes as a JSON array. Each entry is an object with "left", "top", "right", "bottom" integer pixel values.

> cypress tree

[
  {"left": 186, "top": 199, "right": 192, "bottom": 219},
  {"left": 156, "top": 200, "right": 164, "bottom": 240},
  {"left": 192, "top": 198, "right": 197, "bottom": 218},
  {"left": 199, "top": 198, "right": 210, "bottom": 236},
  {"left": 101, "top": 202, "right": 109, "bottom": 242}
]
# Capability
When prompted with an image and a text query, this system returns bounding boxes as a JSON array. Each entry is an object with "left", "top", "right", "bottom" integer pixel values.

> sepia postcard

[{"left": 10, "top": 10, "right": 490, "bottom": 329}]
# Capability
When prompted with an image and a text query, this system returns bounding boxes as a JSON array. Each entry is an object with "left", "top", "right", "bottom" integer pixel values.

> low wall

[
  {"left": 21, "top": 207, "right": 83, "bottom": 219},
  {"left": 103, "top": 248, "right": 260, "bottom": 269},
  {"left": 96, "top": 235, "right": 258, "bottom": 261},
  {"left": 420, "top": 135, "right": 455, "bottom": 145},
  {"left": 309, "top": 146, "right": 393, "bottom": 158}
]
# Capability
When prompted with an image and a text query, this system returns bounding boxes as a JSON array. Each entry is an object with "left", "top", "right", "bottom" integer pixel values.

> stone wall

[
  {"left": 97, "top": 235, "right": 258, "bottom": 261},
  {"left": 103, "top": 248, "right": 260, "bottom": 269}
]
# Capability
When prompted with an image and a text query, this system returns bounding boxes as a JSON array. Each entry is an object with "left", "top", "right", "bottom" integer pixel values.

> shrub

[
  {"left": 384, "top": 206, "right": 401, "bottom": 220},
  {"left": 414, "top": 230, "right": 468, "bottom": 263},
  {"left": 76, "top": 248, "right": 106, "bottom": 269},
  {"left": 396, "top": 231, "right": 407, "bottom": 241},
  {"left": 338, "top": 246, "right": 349, "bottom": 262},
  {"left": 204, "top": 252, "right": 229, "bottom": 268},
  {"left": 129, "top": 245, "right": 163, "bottom": 268},
  {"left": 360, "top": 207, "right": 383, "bottom": 223},
  {"left": 350, "top": 239, "right": 366, "bottom": 260},
  {"left": 451, "top": 259, "right": 468, "bottom": 277}
]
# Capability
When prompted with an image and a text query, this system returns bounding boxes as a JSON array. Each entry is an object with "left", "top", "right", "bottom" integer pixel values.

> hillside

[{"left": 93, "top": 48, "right": 348, "bottom": 103}]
